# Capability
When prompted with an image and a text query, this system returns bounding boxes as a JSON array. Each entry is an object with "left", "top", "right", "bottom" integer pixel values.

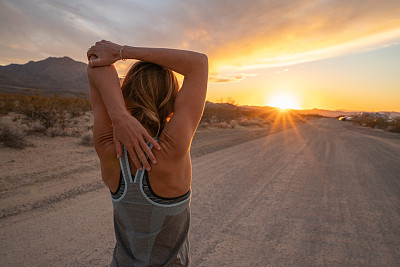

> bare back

[{"left": 88, "top": 44, "right": 208, "bottom": 198}]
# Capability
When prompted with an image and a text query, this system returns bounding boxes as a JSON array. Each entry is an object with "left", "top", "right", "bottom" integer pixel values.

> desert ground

[{"left": 1, "top": 118, "right": 400, "bottom": 266}]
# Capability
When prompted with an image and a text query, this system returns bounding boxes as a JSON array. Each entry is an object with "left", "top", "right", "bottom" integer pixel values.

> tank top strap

[
  {"left": 119, "top": 145, "right": 133, "bottom": 183},
  {"left": 119, "top": 139, "right": 159, "bottom": 184}
]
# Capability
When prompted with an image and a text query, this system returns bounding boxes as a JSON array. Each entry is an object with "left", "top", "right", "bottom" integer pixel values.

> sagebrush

[
  {"left": 352, "top": 115, "right": 400, "bottom": 133},
  {"left": 0, "top": 90, "right": 91, "bottom": 131},
  {"left": 0, "top": 123, "right": 31, "bottom": 149}
]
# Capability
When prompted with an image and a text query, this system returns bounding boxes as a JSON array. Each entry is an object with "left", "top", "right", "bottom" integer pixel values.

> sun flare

[{"left": 266, "top": 93, "right": 301, "bottom": 110}]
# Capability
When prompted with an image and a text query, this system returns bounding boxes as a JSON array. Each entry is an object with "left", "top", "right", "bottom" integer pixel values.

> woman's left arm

[
  {"left": 87, "top": 57, "right": 159, "bottom": 171},
  {"left": 87, "top": 64, "right": 119, "bottom": 179}
]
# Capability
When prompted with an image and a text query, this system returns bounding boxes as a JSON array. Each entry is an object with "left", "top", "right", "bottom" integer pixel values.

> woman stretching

[{"left": 87, "top": 40, "right": 208, "bottom": 266}]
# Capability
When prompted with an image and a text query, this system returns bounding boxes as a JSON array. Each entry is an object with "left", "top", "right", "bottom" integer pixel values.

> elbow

[
  {"left": 87, "top": 64, "right": 116, "bottom": 82},
  {"left": 188, "top": 52, "right": 208, "bottom": 76},
  {"left": 198, "top": 53, "right": 208, "bottom": 68}
]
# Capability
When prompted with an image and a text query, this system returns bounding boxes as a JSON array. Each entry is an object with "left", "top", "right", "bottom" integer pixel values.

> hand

[
  {"left": 113, "top": 113, "right": 161, "bottom": 171},
  {"left": 87, "top": 40, "right": 121, "bottom": 67}
]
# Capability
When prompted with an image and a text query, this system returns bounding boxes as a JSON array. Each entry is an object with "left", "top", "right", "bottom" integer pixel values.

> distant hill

[
  {"left": 296, "top": 108, "right": 361, "bottom": 118},
  {"left": 297, "top": 108, "right": 400, "bottom": 119},
  {"left": 0, "top": 57, "right": 88, "bottom": 96},
  {"left": 1, "top": 58, "right": 399, "bottom": 118}
]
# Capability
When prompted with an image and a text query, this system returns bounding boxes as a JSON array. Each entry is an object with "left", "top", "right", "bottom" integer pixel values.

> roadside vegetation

[
  {"left": 1, "top": 92, "right": 318, "bottom": 149},
  {"left": 353, "top": 116, "right": 400, "bottom": 133},
  {"left": 0, "top": 90, "right": 92, "bottom": 148},
  {"left": 338, "top": 114, "right": 400, "bottom": 133},
  {"left": 0, "top": 89, "right": 91, "bottom": 128},
  {"left": 0, "top": 122, "right": 32, "bottom": 149},
  {"left": 199, "top": 98, "right": 321, "bottom": 129}
]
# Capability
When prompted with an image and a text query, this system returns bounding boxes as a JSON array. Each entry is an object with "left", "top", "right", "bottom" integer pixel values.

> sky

[{"left": 0, "top": 0, "right": 399, "bottom": 111}]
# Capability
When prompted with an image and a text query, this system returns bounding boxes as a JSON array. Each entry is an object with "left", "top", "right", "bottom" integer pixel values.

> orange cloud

[
  {"left": 199, "top": 1, "right": 400, "bottom": 73},
  {"left": 209, "top": 73, "right": 257, "bottom": 83}
]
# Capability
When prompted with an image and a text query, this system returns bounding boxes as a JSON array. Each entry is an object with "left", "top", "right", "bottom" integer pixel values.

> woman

[{"left": 87, "top": 41, "right": 208, "bottom": 266}]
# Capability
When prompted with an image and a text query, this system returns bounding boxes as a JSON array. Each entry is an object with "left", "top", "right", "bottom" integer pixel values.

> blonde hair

[{"left": 121, "top": 61, "right": 179, "bottom": 137}]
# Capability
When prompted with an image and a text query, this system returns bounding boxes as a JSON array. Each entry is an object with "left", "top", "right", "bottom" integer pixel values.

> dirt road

[
  {"left": 190, "top": 118, "right": 400, "bottom": 266},
  {"left": 1, "top": 118, "right": 400, "bottom": 266}
]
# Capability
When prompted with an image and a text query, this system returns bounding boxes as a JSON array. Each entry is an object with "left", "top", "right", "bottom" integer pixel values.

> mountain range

[
  {"left": 0, "top": 57, "right": 88, "bottom": 96},
  {"left": 1, "top": 57, "right": 398, "bottom": 117}
]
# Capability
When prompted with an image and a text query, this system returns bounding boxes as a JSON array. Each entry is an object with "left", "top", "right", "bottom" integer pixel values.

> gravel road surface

[
  {"left": 190, "top": 118, "right": 400, "bottom": 266},
  {"left": 1, "top": 118, "right": 399, "bottom": 266}
]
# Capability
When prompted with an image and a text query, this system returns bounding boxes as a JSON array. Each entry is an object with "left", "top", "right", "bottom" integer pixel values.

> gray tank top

[{"left": 110, "top": 144, "right": 191, "bottom": 267}]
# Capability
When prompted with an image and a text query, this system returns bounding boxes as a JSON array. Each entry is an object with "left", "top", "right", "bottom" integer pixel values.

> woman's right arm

[{"left": 88, "top": 41, "right": 208, "bottom": 157}]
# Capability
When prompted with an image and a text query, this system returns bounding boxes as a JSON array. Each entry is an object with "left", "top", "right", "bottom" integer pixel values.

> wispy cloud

[
  {"left": 1, "top": 0, "right": 399, "bottom": 76},
  {"left": 209, "top": 73, "right": 258, "bottom": 83}
]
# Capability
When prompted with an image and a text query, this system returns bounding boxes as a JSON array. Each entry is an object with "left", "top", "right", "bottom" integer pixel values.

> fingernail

[
  {"left": 116, "top": 154, "right": 120, "bottom": 158},
  {"left": 157, "top": 146, "right": 161, "bottom": 150},
  {"left": 139, "top": 167, "right": 143, "bottom": 171},
  {"left": 152, "top": 160, "right": 157, "bottom": 164},
  {"left": 147, "top": 167, "right": 151, "bottom": 171}
]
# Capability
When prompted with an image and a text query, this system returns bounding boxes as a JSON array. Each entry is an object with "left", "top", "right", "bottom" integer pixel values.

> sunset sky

[{"left": 1, "top": 0, "right": 399, "bottom": 111}]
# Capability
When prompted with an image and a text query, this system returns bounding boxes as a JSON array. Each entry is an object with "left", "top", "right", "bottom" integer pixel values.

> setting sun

[{"left": 266, "top": 93, "right": 301, "bottom": 110}]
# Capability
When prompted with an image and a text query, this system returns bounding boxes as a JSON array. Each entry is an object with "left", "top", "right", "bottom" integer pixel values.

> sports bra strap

[{"left": 119, "top": 139, "right": 158, "bottom": 184}]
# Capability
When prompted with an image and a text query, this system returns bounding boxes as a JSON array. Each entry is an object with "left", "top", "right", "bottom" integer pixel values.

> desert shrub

[
  {"left": 351, "top": 115, "right": 400, "bottom": 133},
  {"left": 364, "top": 117, "right": 377, "bottom": 128},
  {"left": 374, "top": 117, "right": 389, "bottom": 129},
  {"left": 201, "top": 104, "right": 241, "bottom": 123},
  {"left": 0, "top": 93, "right": 25, "bottom": 115},
  {"left": 199, "top": 100, "right": 310, "bottom": 128},
  {"left": 304, "top": 114, "right": 324, "bottom": 119},
  {"left": 0, "top": 123, "right": 31, "bottom": 149},
  {"left": 238, "top": 118, "right": 266, "bottom": 127},
  {"left": 79, "top": 133, "right": 93, "bottom": 146},
  {"left": 351, "top": 116, "right": 363, "bottom": 126},
  {"left": 49, "top": 128, "right": 69, "bottom": 137},
  {"left": 200, "top": 101, "right": 273, "bottom": 125},
  {"left": 0, "top": 90, "right": 91, "bottom": 131},
  {"left": 388, "top": 118, "right": 400, "bottom": 133}
]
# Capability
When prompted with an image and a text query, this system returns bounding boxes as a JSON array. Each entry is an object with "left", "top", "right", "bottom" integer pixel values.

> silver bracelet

[{"left": 119, "top": 45, "right": 127, "bottom": 61}]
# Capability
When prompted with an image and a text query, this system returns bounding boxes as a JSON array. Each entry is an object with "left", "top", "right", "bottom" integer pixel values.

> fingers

[
  {"left": 87, "top": 48, "right": 92, "bottom": 61},
  {"left": 140, "top": 139, "right": 157, "bottom": 165},
  {"left": 126, "top": 145, "right": 143, "bottom": 171},
  {"left": 144, "top": 131, "right": 161, "bottom": 151},
  {"left": 89, "top": 58, "right": 100, "bottom": 67},
  {"left": 134, "top": 141, "right": 152, "bottom": 171},
  {"left": 125, "top": 142, "right": 153, "bottom": 171},
  {"left": 114, "top": 136, "right": 122, "bottom": 159},
  {"left": 87, "top": 46, "right": 96, "bottom": 65}
]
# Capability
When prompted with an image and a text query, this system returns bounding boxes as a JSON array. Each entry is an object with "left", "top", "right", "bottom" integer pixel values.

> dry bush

[
  {"left": 213, "top": 121, "right": 238, "bottom": 129},
  {"left": 199, "top": 99, "right": 315, "bottom": 129},
  {"left": 388, "top": 118, "right": 400, "bottom": 133},
  {"left": 352, "top": 115, "right": 400, "bottom": 133},
  {"left": 79, "top": 133, "right": 93, "bottom": 146},
  {"left": 0, "top": 94, "right": 21, "bottom": 115},
  {"left": 374, "top": 117, "right": 390, "bottom": 129},
  {"left": 238, "top": 118, "right": 266, "bottom": 127},
  {"left": 0, "top": 123, "right": 31, "bottom": 149},
  {"left": 201, "top": 105, "right": 241, "bottom": 124},
  {"left": 200, "top": 101, "right": 272, "bottom": 127},
  {"left": 0, "top": 90, "right": 91, "bottom": 133},
  {"left": 302, "top": 114, "right": 324, "bottom": 120}
]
